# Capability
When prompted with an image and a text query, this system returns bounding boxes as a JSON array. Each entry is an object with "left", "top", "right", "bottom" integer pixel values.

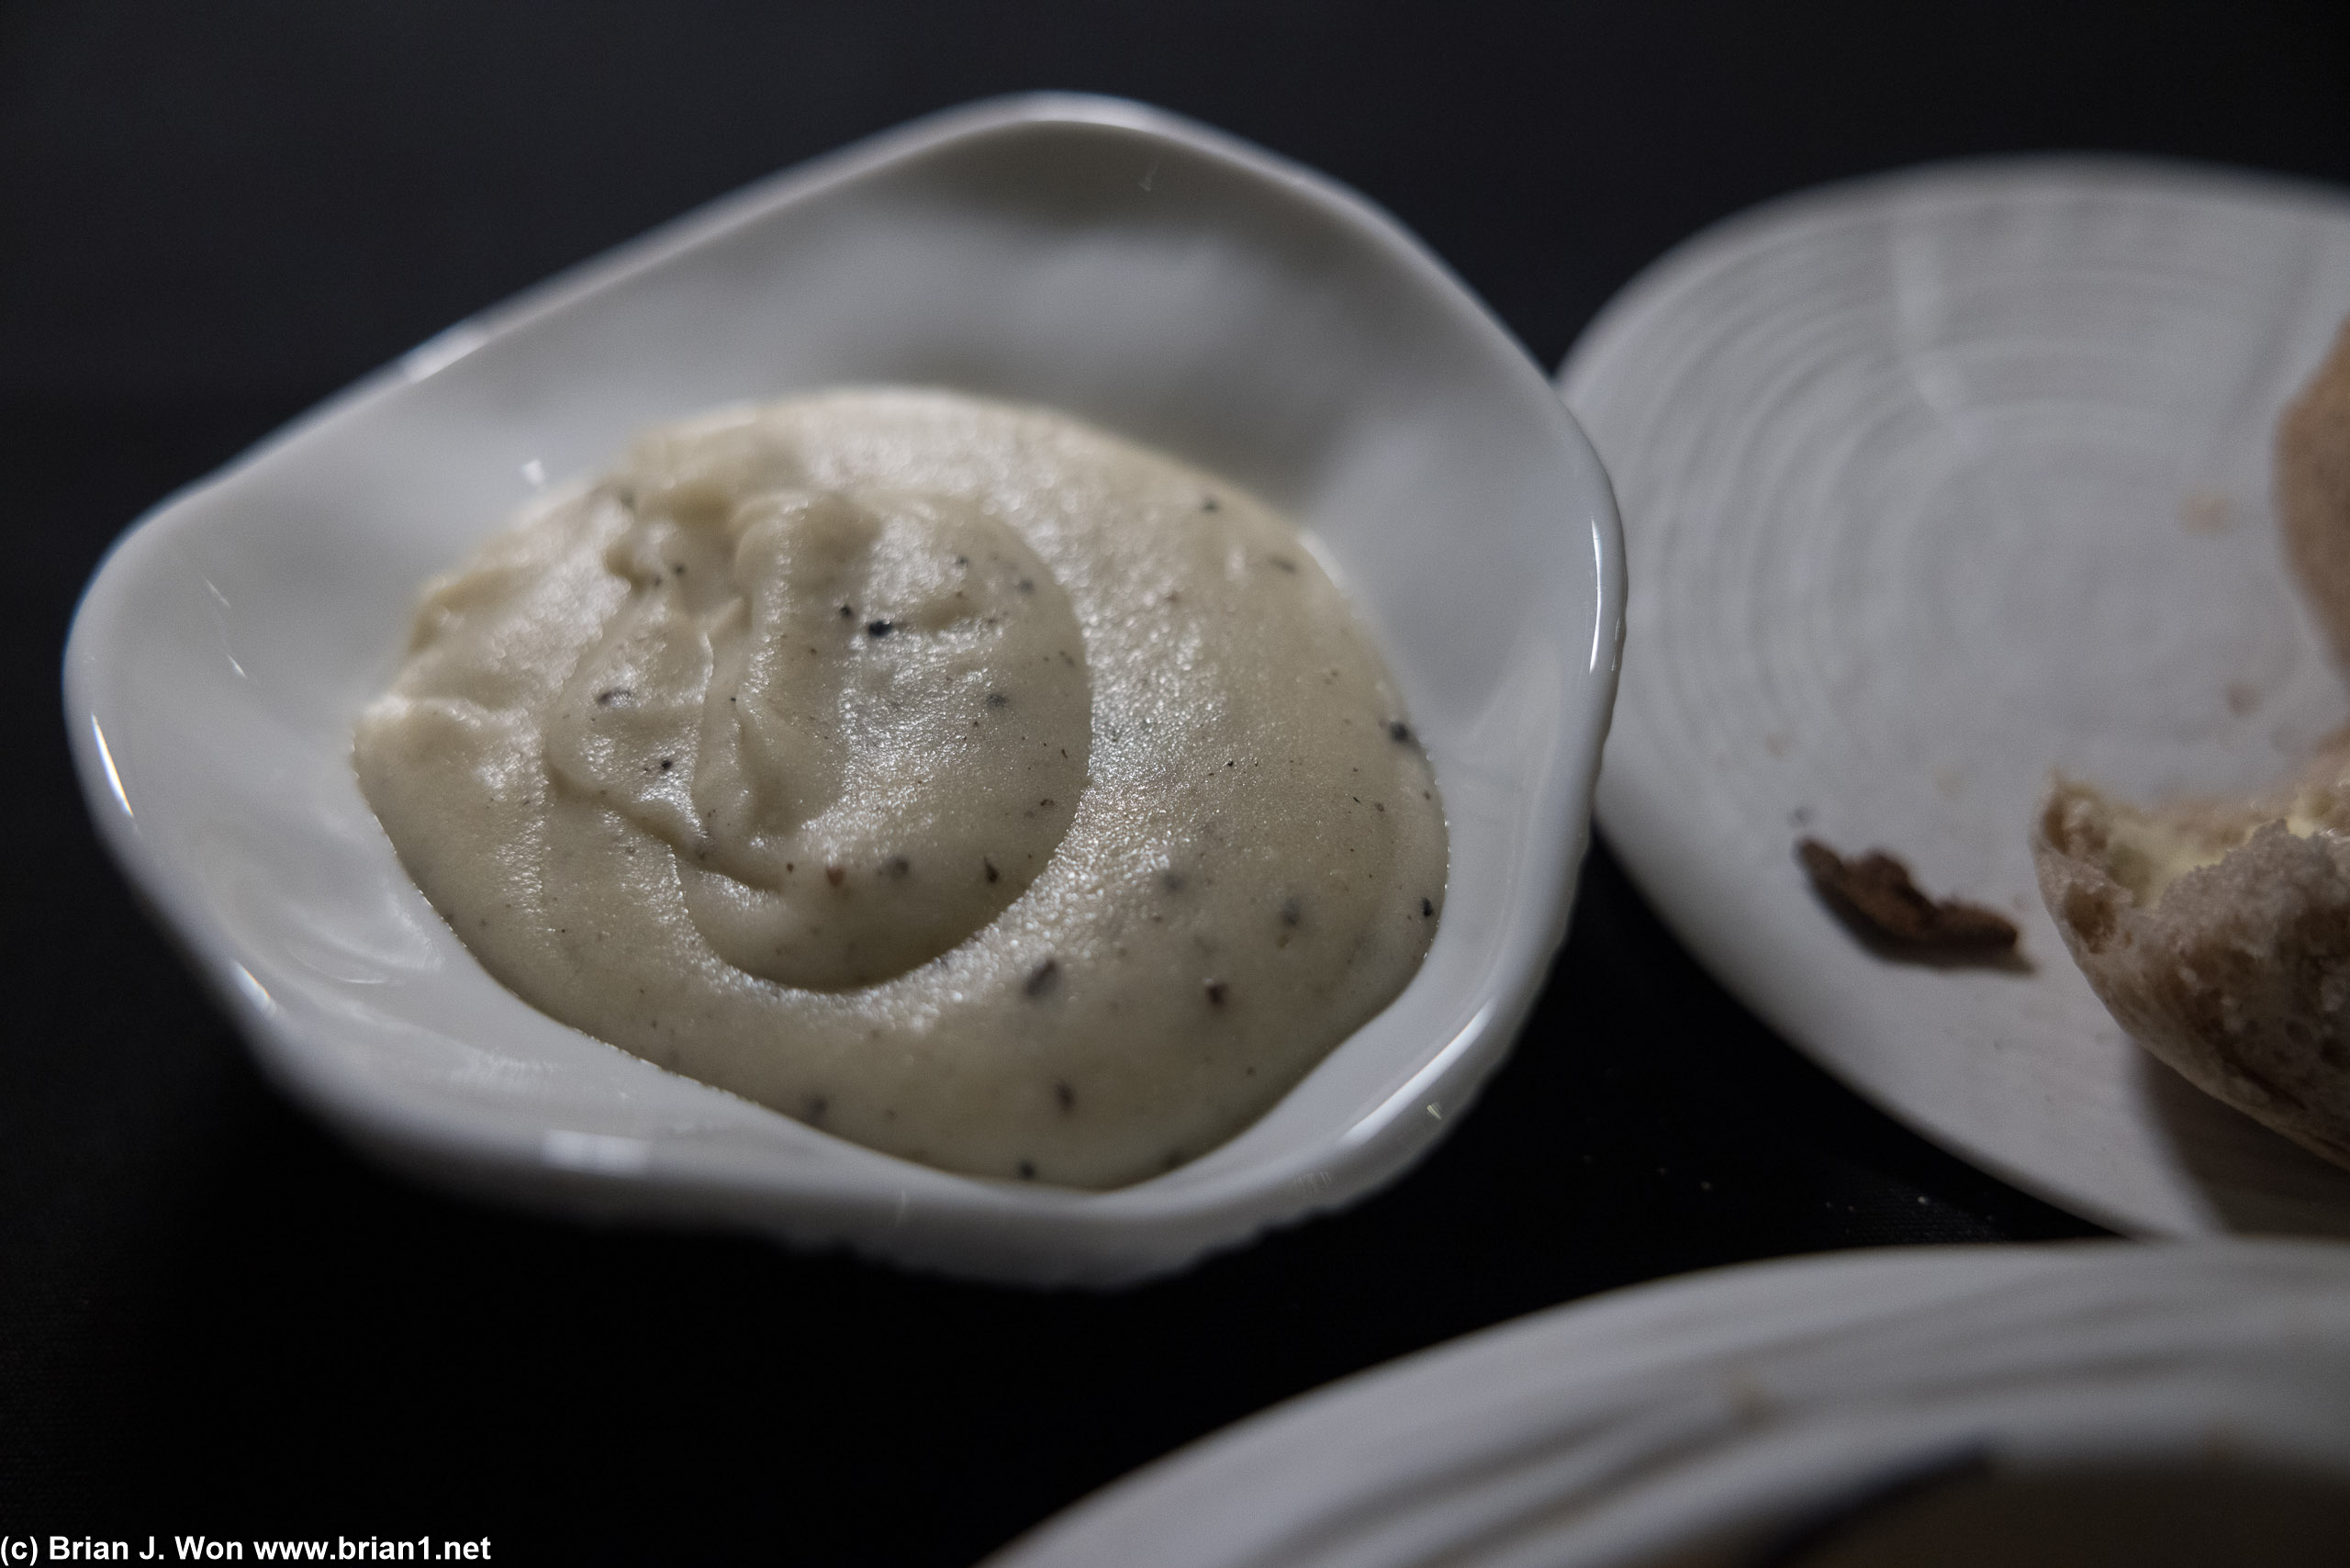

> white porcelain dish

[
  {"left": 63, "top": 95, "right": 1622, "bottom": 1286},
  {"left": 1561, "top": 159, "right": 2350, "bottom": 1237},
  {"left": 990, "top": 1239, "right": 2350, "bottom": 1566}
]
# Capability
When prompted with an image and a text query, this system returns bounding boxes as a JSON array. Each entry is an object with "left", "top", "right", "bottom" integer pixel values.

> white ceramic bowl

[
  {"left": 63, "top": 95, "right": 1622, "bottom": 1286},
  {"left": 990, "top": 1239, "right": 2350, "bottom": 1565}
]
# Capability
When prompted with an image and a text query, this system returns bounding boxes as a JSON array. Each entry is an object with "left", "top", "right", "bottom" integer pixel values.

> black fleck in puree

[{"left": 354, "top": 390, "right": 1447, "bottom": 1189}]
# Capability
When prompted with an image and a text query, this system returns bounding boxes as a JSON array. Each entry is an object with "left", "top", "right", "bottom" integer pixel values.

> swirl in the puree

[{"left": 356, "top": 390, "right": 1446, "bottom": 1188}]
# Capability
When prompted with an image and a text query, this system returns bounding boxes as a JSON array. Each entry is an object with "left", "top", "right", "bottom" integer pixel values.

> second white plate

[
  {"left": 991, "top": 1239, "right": 2350, "bottom": 1566},
  {"left": 1561, "top": 158, "right": 2350, "bottom": 1236}
]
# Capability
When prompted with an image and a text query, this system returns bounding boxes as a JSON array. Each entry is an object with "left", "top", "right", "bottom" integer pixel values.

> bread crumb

[{"left": 1797, "top": 837, "right": 2020, "bottom": 956}]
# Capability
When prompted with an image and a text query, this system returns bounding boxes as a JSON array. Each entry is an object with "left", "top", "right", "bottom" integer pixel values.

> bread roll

[
  {"left": 2281, "top": 316, "right": 2350, "bottom": 668},
  {"left": 2033, "top": 315, "right": 2350, "bottom": 1171}
]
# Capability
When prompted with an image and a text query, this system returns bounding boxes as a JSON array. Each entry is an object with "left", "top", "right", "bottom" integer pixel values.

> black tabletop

[{"left": 7, "top": 4, "right": 2345, "bottom": 1562}]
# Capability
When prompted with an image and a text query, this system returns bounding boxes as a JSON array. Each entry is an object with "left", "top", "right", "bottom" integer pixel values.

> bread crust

[
  {"left": 2279, "top": 316, "right": 2350, "bottom": 668},
  {"left": 2033, "top": 759, "right": 2350, "bottom": 1171}
]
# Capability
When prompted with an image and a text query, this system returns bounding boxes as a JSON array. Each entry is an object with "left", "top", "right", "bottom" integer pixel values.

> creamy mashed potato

[{"left": 357, "top": 390, "right": 1446, "bottom": 1188}]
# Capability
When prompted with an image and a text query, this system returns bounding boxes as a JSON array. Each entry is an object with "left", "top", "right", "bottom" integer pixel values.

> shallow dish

[
  {"left": 990, "top": 1239, "right": 2350, "bottom": 1565},
  {"left": 1561, "top": 158, "right": 2350, "bottom": 1237},
  {"left": 64, "top": 95, "right": 1622, "bottom": 1286}
]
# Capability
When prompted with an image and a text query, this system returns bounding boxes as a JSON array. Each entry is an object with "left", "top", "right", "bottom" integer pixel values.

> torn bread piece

[{"left": 2033, "top": 739, "right": 2350, "bottom": 1171}]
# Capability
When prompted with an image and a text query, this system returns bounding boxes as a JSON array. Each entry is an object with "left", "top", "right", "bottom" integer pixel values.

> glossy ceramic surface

[
  {"left": 64, "top": 95, "right": 1622, "bottom": 1285},
  {"left": 1561, "top": 159, "right": 2350, "bottom": 1237},
  {"left": 991, "top": 1239, "right": 2350, "bottom": 1566}
]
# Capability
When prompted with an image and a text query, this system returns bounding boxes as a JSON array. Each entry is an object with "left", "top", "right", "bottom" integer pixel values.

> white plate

[
  {"left": 63, "top": 95, "right": 1622, "bottom": 1286},
  {"left": 1561, "top": 159, "right": 2350, "bottom": 1237},
  {"left": 990, "top": 1239, "right": 2350, "bottom": 1567}
]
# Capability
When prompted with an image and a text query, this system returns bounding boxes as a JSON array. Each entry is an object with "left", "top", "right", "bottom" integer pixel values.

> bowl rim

[{"left": 62, "top": 92, "right": 1625, "bottom": 1285}]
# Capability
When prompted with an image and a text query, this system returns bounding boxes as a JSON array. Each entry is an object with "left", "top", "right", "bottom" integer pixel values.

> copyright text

[{"left": 2, "top": 1539, "right": 492, "bottom": 1562}]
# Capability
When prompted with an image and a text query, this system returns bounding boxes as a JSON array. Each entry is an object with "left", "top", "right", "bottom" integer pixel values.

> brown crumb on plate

[{"left": 1797, "top": 837, "right": 2020, "bottom": 958}]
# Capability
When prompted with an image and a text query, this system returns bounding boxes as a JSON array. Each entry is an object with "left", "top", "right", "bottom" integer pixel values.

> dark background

[{"left": 6, "top": 3, "right": 2346, "bottom": 1562}]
